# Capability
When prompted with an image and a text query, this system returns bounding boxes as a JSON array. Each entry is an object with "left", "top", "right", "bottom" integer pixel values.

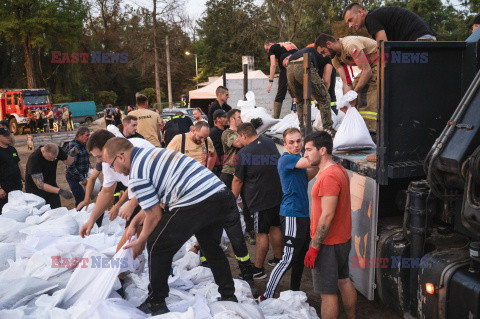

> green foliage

[
  {"left": 53, "top": 94, "right": 73, "bottom": 103},
  {"left": 139, "top": 88, "right": 157, "bottom": 105},
  {"left": 95, "top": 91, "right": 118, "bottom": 106}
]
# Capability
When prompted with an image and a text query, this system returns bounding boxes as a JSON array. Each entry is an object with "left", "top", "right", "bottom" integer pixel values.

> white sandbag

[
  {"left": 236, "top": 91, "right": 256, "bottom": 110},
  {"left": 151, "top": 307, "right": 196, "bottom": 319},
  {"left": 80, "top": 169, "right": 102, "bottom": 199},
  {"left": 174, "top": 266, "right": 214, "bottom": 286},
  {"left": 0, "top": 277, "right": 58, "bottom": 309},
  {"left": 241, "top": 107, "right": 280, "bottom": 134},
  {"left": 70, "top": 298, "right": 147, "bottom": 319},
  {"left": 336, "top": 90, "right": 358, "bottom": 110},
  {"left": 124, "top": 273, "right": 149, "bottom": 307},
  {"left": 107, "top": 124, "right": 124, "bottom": 138},
  {"left": 172, "top": 251, "right": 200, "bottom": 271},
  {"left": 258, "top": 290, "right": 319, "bottom": 319},
  {"left": 209, "top": 301, "right": 265, "bottom": 319},
  {"left": 20, "top": 214, "right": 79, "bottom": 236},
  {"left": 333, "top": 105, "right": 375, "bottom": 151},
  {"left": 25, "top": 207, "right": 68, "bottom": 225},
  {"left": 0, "top": 243, "right": 16, "bottom": 271},
  {"left": 269, "top": 113, "right": 300, "bottom": 134},
  {"left": 0, "top": 217, "right": 28, "bottom": 243},
  {"left": 57, "top": 240, "right": 138, "bottom": 308}
]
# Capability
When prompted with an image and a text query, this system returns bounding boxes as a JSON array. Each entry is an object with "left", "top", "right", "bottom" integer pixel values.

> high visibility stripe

[
  {"left": 114, "top": 192, "right": 121, "bottom": 197},
  {"left": 235, "top": 254, "right": 250, "bottom": 262},
  {"left": 359, "top": 111, "right": 377, "bottom": 116},
  {"left": 330, "top": 102, "right": 337, "bottom": 106},
  {"left": 362, "top": 116, "right": 377, "bottom": 120},
  {"left": 200, "top": 256, "right": 207, "bottom": 262}
]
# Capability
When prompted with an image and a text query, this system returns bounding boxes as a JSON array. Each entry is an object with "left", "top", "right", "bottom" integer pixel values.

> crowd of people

[
  {"left": 3, "top": 4, "right": 478, "bottom": 318},
  {"left": 27, "top": 106, "right": 74, "bottom": 133}
]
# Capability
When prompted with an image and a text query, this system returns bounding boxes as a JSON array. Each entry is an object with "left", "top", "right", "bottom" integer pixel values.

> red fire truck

[{"left": 0, "top": 89, "right": 52, "bottom": 134}]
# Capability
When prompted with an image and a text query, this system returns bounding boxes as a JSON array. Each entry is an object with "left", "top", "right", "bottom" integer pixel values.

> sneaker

[
  {"left": 268, "top": 257, "right": 281, "bottom": 267},
  {"left": 252, "top": 267, "right": 267, "bottom": 279},
  {"left": 137, "top": 298, "right": 169, "bottom": 315},
  {"left": 257, "top": 293, "right": 266, "bottom": 303}
]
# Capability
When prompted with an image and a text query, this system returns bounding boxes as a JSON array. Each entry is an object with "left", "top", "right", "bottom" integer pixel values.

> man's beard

[{"left": 192, "top": 137, "right": 202, "bottom": 145}]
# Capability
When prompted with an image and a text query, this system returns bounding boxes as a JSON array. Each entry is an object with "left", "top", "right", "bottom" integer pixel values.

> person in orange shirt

[{"left": 303, "top": 131, "right": 357, "bottom": 319}]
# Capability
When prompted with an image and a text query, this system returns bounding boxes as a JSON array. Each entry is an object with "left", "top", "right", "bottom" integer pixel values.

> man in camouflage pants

[{"left": 286, "top": 48, "right": 332, "bottom": 133}]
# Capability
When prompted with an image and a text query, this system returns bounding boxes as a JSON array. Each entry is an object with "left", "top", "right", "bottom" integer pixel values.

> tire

[
  {"left": 84, "top": 117, "right": 93, "bottom": 124},
  {"left": 9, "top": 118, "right": 18, "bottom": 135}
]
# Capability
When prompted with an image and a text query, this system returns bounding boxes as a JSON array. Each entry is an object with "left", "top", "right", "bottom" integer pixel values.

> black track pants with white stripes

[{"left": 264, "top": 216, "right": 310, "bottom": 298}]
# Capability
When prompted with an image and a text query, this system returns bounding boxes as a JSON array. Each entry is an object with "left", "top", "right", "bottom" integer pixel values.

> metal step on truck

[{"left": 265, "top": 31, "right": 480, "bottom": 318}]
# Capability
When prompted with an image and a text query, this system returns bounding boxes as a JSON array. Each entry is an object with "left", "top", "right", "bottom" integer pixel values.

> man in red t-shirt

[{"left": 303, "top": 131, "right": 357, "bottom": 319}]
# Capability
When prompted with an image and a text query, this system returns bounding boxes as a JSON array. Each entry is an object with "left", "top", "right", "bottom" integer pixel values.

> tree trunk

[
  {"left": 153, "top": 0, "right": 162, "bottom": 111},
  {"left": 23, "top": 35, "right": 37, "bottom": 88},
  {"left": 165, "top": 35, "right": 173, "bottom": 109}
]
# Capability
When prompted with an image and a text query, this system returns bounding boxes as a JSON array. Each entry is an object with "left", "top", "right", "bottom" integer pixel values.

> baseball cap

[
  {"left": 0, "top": 128, "right": 10, "bottom": 136},
  {"left": 471, "top": 14, "right": 480, "bottom": 27},
  {"left": 213, "top": 109, "right": 227, "bottom": 119}
]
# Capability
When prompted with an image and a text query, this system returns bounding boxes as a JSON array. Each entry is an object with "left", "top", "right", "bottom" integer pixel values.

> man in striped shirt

[{"left": 104, "top": 137, "right": 237, "bottom": 315}]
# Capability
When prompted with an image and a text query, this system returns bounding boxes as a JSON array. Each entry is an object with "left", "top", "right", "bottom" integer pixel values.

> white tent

[{"left": 189, "top": 70, "right": 293, "bottom": 118}]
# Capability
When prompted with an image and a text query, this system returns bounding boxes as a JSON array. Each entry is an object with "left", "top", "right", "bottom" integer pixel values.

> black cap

[
  {"left": 0, "top": 128, "right": 10, "bottom": 136},
  {"left": 213, "top": 109, "right": 227, "bottom": 119}
]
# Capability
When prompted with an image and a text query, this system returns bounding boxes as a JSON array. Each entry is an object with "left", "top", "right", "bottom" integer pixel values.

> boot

[
  {"left": 273, "top": 101, "right": 283, "bottom": 119},
  {"left": 239, "top": 260, "right": 259, "bottom": 298}
]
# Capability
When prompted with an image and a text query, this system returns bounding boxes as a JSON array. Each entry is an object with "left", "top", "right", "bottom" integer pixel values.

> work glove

[
  {"left": 58, "top": 188, "right": 74, "bottom": 199},
  {"left": 304, "top": 246, "right": 320, "bottom": 268},
  {"left": 68, "top": 147, "right": 78, "bottom": 157}
]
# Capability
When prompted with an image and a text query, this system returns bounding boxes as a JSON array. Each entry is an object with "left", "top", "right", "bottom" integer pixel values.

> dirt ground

[{"left": 13, "top": 132, "right": 402, "bottom": 318}]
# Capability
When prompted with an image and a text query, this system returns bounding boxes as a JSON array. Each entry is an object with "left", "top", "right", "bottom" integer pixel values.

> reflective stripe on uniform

[
  {"left": 330, "top": 102, "right": 337, "bottom": 106},
  {"left": 114, "top": 192, "right": 121, "bottom": 197},
  {"left": 235, "top": 254, "right": 250, "bottom": 262},
  {"left": 200, "top": 256, "right": 207, "bottom": 262},
  {"left": 359, "top": 111, "right": 378, "bottom": 120}
]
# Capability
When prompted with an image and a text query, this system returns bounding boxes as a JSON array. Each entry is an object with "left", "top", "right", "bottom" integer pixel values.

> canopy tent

[{"left": 188, "top": 70, "right": 280, "bottom": 114}]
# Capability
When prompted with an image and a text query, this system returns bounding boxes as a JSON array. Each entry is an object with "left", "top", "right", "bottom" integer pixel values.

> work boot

[
  {"left": 137, "top": 297, "right": 169, "bottom": 315},
  {"left": 273, "top": 102, "right": 283, "bottom": 119},
  {"left": 238, "top": 260, "right": 259, "bottom": 298}
]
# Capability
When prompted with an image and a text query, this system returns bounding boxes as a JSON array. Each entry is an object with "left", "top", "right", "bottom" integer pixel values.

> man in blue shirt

[
  {"left": 259, "top": 127, "right": 319, "bottom": 301},
  {"left": 66, "top": 126, "right": 91, "bottom": 206}
]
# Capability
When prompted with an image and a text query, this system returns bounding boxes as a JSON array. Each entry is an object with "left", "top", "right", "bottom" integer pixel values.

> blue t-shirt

[{"left": 278, "top": 152, "right": 309, "bottom": 217}]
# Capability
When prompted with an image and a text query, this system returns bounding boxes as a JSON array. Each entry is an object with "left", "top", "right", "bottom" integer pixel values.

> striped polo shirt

[{"left": 129, "top": 147, "right": 225, "bottom": 210}]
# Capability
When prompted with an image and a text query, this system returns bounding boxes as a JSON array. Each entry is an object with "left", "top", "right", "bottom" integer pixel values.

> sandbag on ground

[{"left": 0, "top": 277, "right": 58, "bottom": 309}]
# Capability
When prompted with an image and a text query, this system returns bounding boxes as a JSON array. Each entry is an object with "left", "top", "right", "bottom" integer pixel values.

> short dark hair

[
  {"left": 304, "top": 131, "right": 333, "bottom": 155},
  {"left": 343, "top": 2, "right": 365, "bottom": 17},
  {"left": 283, "top": 127, "right": 301, "bottom": 139},
  {"left": 237, "top": 122, "right": 257, "bottom": 138},
  {"left": 87, "top": 129, "right": 115, "bottom": 152},
  {"left": 472, "top": 14, "right": 480, "bottom": 26},
  {"left": 194, "top": 121, "right": 209, "bottom": 131},
  {"left": 76, "top": 126, "right": 90, "bottom": 138},
  {"left": 264, "top": 39, "right": 276, "bottom": 46},
  {"left": 136, "top": 93, "right": 148, "bottom": 106},
  {"left": 123, "top": 115, "right": 137, "bottom": 124},
  {"left": 314, "top": 34, "right": 337, "bottom": 49},
  {"left": 216, "top": 86, "right": 228, "bottom": 95},
  {"left": 226, "top": 109, "right": 240, "bottom": 123},
  {"left": 0, "top": 120, "right": 8, "bottom": 128}
]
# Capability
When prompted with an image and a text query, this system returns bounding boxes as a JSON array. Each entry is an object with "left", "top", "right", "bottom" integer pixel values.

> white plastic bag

[
  {"left": 336, "top": 90, "right": 358, "bottom": 110},
  {"left": 0, "top": 277, "right": 58, "bottom": 309},
  {"left": 80, "top": 169, "right": 102, "bottom": 199},
  {"left": 269, "top": 112, "right": 300, "bottom": 134},
  {"left": 237, "top": 91, "right": 256, "bottom": 110},
  {"left": 241, "top": 107, "right": 280, "bottom": 134},
  {"left": 333, "top": 106, "right": 375, "bottom": 151},
  {"left": 258, "top": 290, "right": 319, "bottom": 319}
]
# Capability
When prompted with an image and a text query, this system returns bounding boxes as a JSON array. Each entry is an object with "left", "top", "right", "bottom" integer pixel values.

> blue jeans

[{"left": 65, "top": 173, "right": 86, "bottom": 207}]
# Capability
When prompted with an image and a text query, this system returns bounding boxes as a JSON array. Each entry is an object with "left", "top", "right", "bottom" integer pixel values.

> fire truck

[{"left": 0, "top": 89, "right": 52, "bottom": 134}]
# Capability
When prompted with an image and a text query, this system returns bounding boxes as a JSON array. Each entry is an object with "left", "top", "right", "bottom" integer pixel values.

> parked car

[{"left": 160, "top": 108, "right": 195, "bottom": 122}]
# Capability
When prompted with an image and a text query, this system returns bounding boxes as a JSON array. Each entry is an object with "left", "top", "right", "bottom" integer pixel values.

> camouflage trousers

[
  {"left": 353, "top": 63, "right": 378, "bottom": 132},
  {"left": 287, "top": 60, "right": 332, "bottom": 131}
]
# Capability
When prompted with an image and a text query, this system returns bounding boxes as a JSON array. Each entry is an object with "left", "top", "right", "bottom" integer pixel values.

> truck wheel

[
  {"left": 85, "top": 117, "right": 93, "bottom": 124},
  {"left": 9, "top": 118, "right": 18, "bottom": 135}
]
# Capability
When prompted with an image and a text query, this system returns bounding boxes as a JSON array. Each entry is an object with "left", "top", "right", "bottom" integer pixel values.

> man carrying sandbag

[
  {"left": 105, "top": 137, "right": 238, "bottom": 315},
  {"left": 315, "top": 34, "right": 378, "bottom": 133}
]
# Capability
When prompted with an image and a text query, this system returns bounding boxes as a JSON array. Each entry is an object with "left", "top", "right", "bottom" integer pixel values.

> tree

[
  {"left": 95, "top": 90, "right": 118, "bottom": 105},
  {"left": 139, "top": 88, "right": 157, "bottom": 105},
  {"left": 0, "top": 0, "right": 87, "bottom": 88}
]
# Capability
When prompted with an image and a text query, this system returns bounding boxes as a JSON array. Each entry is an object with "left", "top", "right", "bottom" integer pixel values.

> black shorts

[
  {"left": 253, "top": 205, "right": 281, "bottom": 234},
  {"left": 312, "top": 239, "right": 351, "bottom": 294}
]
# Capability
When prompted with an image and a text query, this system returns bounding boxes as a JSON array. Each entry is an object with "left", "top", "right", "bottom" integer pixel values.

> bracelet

[
  {"left": 193, "top": 244, "right": 201, "bottom": 252},
  {"left": 269, "top": 79, "right": 274, "bottom": 83}
]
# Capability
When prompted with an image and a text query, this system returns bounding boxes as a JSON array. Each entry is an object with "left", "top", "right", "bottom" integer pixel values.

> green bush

[{"left": 95, "top": 91, "right": 118, "bottom": 106}]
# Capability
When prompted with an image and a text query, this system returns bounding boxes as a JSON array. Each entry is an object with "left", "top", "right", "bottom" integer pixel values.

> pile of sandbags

[
  {"left": 0, "top": 191, "right": 319, "bottom": 318},
  {"left": 238, "top": 91, "right": 281, "bottom": 134}
]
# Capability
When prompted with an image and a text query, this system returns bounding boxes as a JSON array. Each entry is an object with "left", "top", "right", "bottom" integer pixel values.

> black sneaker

[
  {"left": 137, "top": 298, "right": 169, "bottom": 315},
  {"left": 268, "top": 257, "right": 281, "bottom": 267},
  {"left": 252, "top": 267, "right": 267, "bottom": 279}
]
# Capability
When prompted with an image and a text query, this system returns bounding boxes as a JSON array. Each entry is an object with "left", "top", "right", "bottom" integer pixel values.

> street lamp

[{"left": 185, "top": 51, "right": 198, "bottom": 88}]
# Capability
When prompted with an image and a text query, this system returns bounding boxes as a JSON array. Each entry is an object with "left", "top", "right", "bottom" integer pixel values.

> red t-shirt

[{"left": 310, "top": 163, "right": 351, "bottom": 245}]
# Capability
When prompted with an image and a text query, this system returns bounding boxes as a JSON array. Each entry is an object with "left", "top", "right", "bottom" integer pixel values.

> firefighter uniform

[{"left": 332, "top": 36, "right": 378, "bottom": 132}]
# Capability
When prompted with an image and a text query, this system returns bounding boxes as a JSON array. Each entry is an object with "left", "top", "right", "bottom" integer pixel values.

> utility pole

[
  {"left": 153, "top": 0, "right": 162, "bottom": 110},
  {"left": 166, "top": 35, "right": 173, "bottom": 108}
]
